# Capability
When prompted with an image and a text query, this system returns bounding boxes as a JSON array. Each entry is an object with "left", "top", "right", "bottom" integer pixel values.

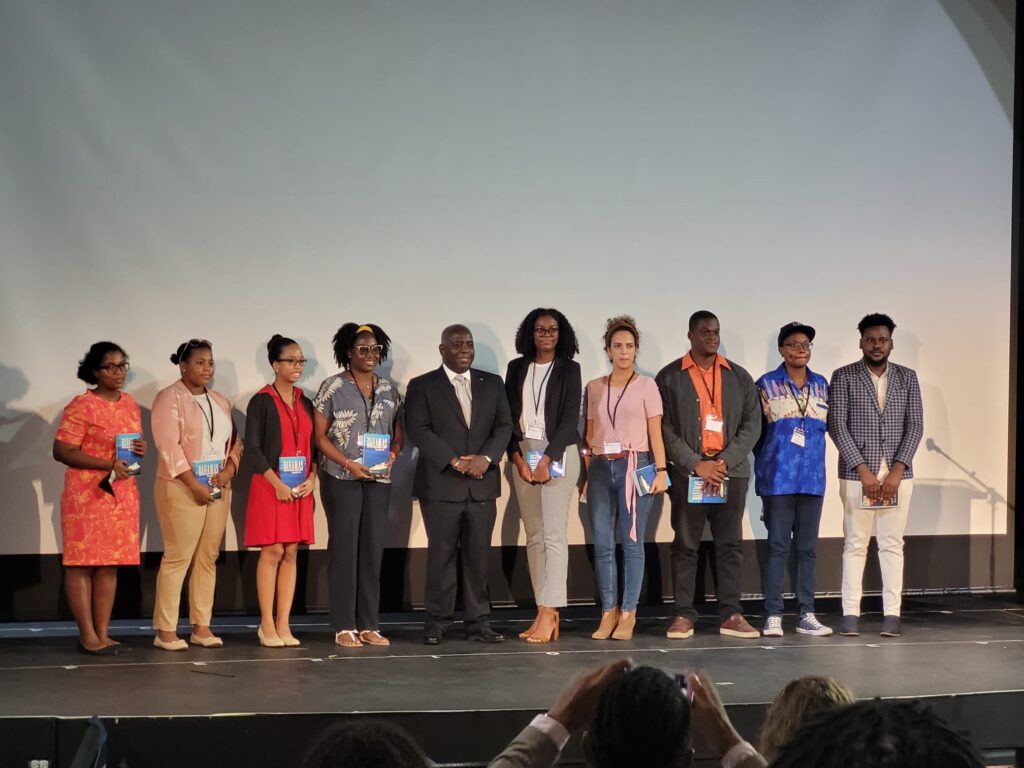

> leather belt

[{"left": 597, "top": 452, "right": 628, "bottom": 460}]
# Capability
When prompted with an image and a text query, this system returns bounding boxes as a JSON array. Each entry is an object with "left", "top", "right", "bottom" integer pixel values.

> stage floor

[{"left": 2, "top": 595, "right": 1022, "bottom": 766}]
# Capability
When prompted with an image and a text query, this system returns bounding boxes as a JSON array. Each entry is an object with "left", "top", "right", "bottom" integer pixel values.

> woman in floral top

[
  {"left": 53, "top": 341, "right": 147, "bottom": 654},
  {"left": 313, "top": 323, "right": 403, "bottom": 647}
]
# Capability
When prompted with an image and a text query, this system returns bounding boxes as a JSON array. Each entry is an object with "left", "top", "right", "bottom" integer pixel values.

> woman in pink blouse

[
  {"left": 583, "top": 316, "right": 668, "bottom": 641},
  {"left": 151, "top": 339, "right": 243, "bottom": 651}
]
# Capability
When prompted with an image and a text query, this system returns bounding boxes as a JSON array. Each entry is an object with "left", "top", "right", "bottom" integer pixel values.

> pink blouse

[{"left": 586, "top": 373, "right": 663, "bottom": 540}]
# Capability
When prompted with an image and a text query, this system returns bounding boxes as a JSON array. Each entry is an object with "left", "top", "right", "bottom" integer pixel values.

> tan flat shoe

[
  {"left": 358, "top": 630, "right": 391, "bottom": 646},
  {"left": 335, "top": 630, "right": 363, "bottom": 648},
  {"left": 153, "top": 635, "right": 188, "bottom": 652},
  {"left": 189, "top": 633, "right": 224, "bottom": 648}
]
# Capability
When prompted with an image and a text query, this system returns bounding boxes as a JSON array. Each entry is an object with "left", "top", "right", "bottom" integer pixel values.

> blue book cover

[
  {"left": 526, "top": 450, "right": 565, "bottom": 478},
  {"left": 193, "top": 458, "right": 223, "bottom": 501},
  {"left": 115, "top": 433, "right": 143, "bottom": 476},
  {"left": 687, "top": 475, "right": 728, "bottom": 504},
  {"left": 278, "top": 456, "right": 307, "bottom": 489},
  {"left": 633, "top": 463, "right": 671, "bottom": 496},
  {"left": 360, "top": 433, "right": 392, "bottom": 475}
]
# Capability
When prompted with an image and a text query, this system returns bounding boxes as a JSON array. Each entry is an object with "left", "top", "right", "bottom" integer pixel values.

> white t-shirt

[
  {"left": 520, "top": 361, "right": 553, "bottom": 439},
  {"left": 194, "top": 393, "right": 232, "bottom": 461}
]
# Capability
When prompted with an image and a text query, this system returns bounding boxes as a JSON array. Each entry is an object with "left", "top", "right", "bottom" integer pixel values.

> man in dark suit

[{"left": 405, "top": 324, "right": 514, "bottom": 644}]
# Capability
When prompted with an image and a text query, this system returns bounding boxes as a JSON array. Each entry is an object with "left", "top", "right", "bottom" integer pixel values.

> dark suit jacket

[
  {"left": 405, "top": 366, "right": 513, "bottom": 503},
  {"left": 504, "top": 357, "right": 582, "bottom": 462}
]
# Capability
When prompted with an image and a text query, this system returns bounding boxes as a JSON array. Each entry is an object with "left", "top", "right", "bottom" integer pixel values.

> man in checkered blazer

[{"left": 827, "top": 313, "right": 924, "bottom": 639}]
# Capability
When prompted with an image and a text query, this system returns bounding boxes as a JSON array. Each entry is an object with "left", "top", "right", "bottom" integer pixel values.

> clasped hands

[
  {"left": 451, "top": 455, "right": 490, "bottom": 479},
  {"left": 858, "top": 462, "right": 903, "bottom": 502},
  {"left": 695, "top": 458, "right": 727, "bottom": 492}
]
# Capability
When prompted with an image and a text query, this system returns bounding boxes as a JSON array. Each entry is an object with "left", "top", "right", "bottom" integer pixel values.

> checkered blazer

[{"left": 827, "top": 360, "right": 924, "bottom": 480}]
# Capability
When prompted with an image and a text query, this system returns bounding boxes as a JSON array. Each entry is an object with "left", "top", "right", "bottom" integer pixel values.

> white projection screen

[{"left": 0, "top": 0, "right": 1015, "bottom": 614}]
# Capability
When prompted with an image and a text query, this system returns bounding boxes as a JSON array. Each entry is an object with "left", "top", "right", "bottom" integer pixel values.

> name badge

[
  {"left": 525, "top": 424, "right": 544, "bottom": 440},
  {"left": 790, "top": 427, "right": 806, "bottom": 448},
  {"left": 704, "top": 414, "right": 724, "bottom": 433},
  {"left": 603, "top": 441, "right": 622, "bottom": 454}
]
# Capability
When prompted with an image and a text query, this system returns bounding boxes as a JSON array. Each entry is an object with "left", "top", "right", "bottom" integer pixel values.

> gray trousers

[{"left": 509, "top": 442, "right": 580, "bottom": 608}]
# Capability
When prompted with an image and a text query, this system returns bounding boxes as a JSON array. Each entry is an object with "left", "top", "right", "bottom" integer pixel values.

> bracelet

[{"left": 656, "top": 466, "right": 667, "bottom": 472}]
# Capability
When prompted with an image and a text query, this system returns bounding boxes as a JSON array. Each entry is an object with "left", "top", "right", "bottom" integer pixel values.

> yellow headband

[{"left": 356, "top": 325, "right": 373, "bottom": 334}]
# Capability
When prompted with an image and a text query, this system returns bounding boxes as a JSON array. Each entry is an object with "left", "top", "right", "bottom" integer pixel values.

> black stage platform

[{"left": 2, "top": 595, "right": 1022, "bottom": 767}]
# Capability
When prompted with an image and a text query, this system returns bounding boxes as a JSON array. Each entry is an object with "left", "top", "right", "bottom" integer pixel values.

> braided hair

[{"left": 586, "top": 665, "right": 691, "bottom": 768}]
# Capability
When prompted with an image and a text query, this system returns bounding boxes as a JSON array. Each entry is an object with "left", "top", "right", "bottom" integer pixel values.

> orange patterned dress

[{"left": 56, "top": 390, "right": 142, "bottom": 566}]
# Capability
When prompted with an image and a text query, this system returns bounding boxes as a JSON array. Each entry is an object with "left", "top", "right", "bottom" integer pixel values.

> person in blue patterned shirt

[{"left": 753, "top": 322, "right": 833, "bottom": 638}]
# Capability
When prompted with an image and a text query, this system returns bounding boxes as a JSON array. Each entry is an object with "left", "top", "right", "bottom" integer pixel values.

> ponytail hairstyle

[
  {"left": 267, "top": 334, "right": 298, "bottom": 365},
  {"left": 603, "top": 314, "right": 640, "bottom": 351},
  {"left": 170, "top": 338, "right": 212, "bottom": 365}
]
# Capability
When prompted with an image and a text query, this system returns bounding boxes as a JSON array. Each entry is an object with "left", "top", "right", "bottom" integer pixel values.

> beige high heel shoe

[
  {"left": 257, "top": 626, "right": 285, "bottom": 648},
  {"left": 526, "top": 608, "right": 560, "bottom": 644},
  {"left": 591, "top": 607, "right": 621, "bottom": 640},
  {"left": 519, "top": 608, "right": 543, "bottom": 639},
  {"left": 612, "top": 610, "right": 636, "bottom": 640}
]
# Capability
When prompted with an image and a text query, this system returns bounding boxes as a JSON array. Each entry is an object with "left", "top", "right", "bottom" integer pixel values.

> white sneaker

[
  {"left": 796, "top": 613, "right": 833, "bottom": 636},
  {"left": 763, "top": 615, "right": 784, "bottom": 637}
]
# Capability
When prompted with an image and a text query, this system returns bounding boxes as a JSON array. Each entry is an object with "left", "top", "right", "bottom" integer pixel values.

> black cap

[{"left": 778, "top": 322, "right": 816, "bottom": 347}]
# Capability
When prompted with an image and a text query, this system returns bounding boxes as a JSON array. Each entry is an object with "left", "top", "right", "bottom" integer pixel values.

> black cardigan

[
  {"left": 238, "top": 390, "right": 317, "bottom": 479},
  {"left": 504, "top": 356, "right": 582, "bottom": 461}
]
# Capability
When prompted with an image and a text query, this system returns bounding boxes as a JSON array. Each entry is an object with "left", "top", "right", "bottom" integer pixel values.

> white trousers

[
  {"left": 510, "top": 445, "right": 580, "bottom": 608},
  {"left": 839, "top": 468, "right": 914, "bottom": 617}
]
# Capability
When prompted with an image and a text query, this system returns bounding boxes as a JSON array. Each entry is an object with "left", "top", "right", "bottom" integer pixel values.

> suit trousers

[
  {"left": 509, "top": 443, "right": 580, "bottom": 608},
  {"left": 669, "top": 477, "right": 749, "bottom": 621},
  {"left": 839, "top": 471, "right": 914, "bottom": 617},
  {"left": 153, "top": 478, "right": 230, "bottom": 631},
  {"left": 421, "top": 497, "right": 497, "bottom": 632},
  {"left": 320, "top": 472, "right": 389, "bottom": 631}
]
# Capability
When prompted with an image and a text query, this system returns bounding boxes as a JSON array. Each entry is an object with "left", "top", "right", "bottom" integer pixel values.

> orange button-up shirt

[{"left": 682, "top": 352, "right": 731, "bottom": 454}]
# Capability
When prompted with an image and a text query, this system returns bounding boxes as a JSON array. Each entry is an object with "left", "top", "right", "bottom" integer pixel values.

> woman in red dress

[
  {"left": 52, "top": 342, "right": 147, "bottom": 654},
  {"left": 240, "top": 334, "right": 317, "bottom": 647}
]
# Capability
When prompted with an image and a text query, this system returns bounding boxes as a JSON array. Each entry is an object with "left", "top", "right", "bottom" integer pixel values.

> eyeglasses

[
  {"left": 277, "top": 357, "right": 307, "bottom": 366},
  {"left": 534, "top": 326, "right": 559, "bottom": 337},
  {"left": 190, "top": 359, "right": 216, "bottom": 369},
  {"left": 353, "top": 344, "right": 383, "bottom": 357},
  {"left": 98, "top": 362, "right": 130, "bottom": 372},
  {"left": 782, "top": 342, "right": 813, "bottom": 351}
]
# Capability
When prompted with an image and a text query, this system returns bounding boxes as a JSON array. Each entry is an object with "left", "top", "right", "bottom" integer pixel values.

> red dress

[
  {"left": 56, "top": 390, "right": 142, "bottom": 566},
  {"left": 244, "top": 385, "right": 315, "bottom": 546}
]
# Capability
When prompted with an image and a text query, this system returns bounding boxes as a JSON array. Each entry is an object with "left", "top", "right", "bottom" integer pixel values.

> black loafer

[
  {"left": 424, "top": 628, "right": 444, "bottom": 646},
  {"left": 467, "top": 627, "right": 505, "bottom": 644}
]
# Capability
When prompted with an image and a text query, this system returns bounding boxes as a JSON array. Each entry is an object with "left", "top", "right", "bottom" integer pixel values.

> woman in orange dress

[{"left": 52, "top": 342, "right": 147, "bottom": 654}]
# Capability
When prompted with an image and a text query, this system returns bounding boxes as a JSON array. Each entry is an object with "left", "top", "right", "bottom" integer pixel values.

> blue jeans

[
  {"left": 588, "top": 453, "right": 653, "bottom": 612},
  {"left": 761, "top": 494, "right": 824, "bottom": 616}
]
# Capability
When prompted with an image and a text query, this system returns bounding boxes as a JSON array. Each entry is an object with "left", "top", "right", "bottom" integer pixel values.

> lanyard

[
  {"left": 272, "top": 383, "right": 302, "bottom": 454},
  {"left": 788, "top": 381, "right": 810, "bottom": 418},
  {"left": 197, "top": 390, "right": 215, "bottom": 442},
  {"left": 352, "top": 373, "right": 378, "bottom": 432},
  {"left": 695, "top": 360, "right": 718, "bottom": 408},
  {"left": 605, "top": 371, "right": 636, "bottom": 430},
  {"left": 530, "top": 362, "right": 553, "bottom": 416}
]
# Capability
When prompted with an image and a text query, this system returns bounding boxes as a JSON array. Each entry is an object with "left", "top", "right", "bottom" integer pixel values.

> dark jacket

[
  {"left": 405, "top": 366, "right": 513, "bottom": 503},
  {"left": 237, "top": 389, "right": 317, "bottom": 479},
  {"left": 655, "top": 357, "right": 761, "bottom": 481},
  {"left": 504, "top": 357, "right": 582, "bottom": 462}
]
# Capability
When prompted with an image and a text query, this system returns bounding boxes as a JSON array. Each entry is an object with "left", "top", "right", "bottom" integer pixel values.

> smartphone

[{"left": 674, "top": 673, "right": 694, "bottom": 703}]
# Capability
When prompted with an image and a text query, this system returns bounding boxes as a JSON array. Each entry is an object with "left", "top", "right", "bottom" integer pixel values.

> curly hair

[
  {"left": 858, "top": 313, "right": 896, "bottom": 335},
  {"left": 770, "top": 698, "right": 984, "bottom": 768},
  {"left": 301, "top": 719, "right": 428, "bottom": 768},
  {"left": 513, "top": 307, "right": 579, "bottom": 359},
  {"left": 603, "top": 314, "right": 640, "bottom": 350},
  {"left": 77, "top": 342, "right": 127, "bottom": 385},
  {"left": 587, "top": 665, "right": 691, "bottom": 768},
  {"left": 759, "top": 676, "right": 855, "bottom": 762},
  {"left": 332, "top": 323, "right": 392, "bottom": 369}
]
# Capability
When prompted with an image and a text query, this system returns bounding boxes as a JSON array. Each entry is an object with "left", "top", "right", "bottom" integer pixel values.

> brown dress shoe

[
  {"left": 720, "top": 613, "right": 760, "bottom": 638},
  {"left": 666, "top": 616, "right": 695, "bottom": 639}
]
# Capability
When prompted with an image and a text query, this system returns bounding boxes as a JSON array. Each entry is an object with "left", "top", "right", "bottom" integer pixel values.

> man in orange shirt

[{"left": 656, "top": 311, "right": 762, "bottom": 639}]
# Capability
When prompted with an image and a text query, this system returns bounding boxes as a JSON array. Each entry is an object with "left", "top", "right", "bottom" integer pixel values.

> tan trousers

[{"left": 153, "top": 478, "right": 230, "bottom": 631}]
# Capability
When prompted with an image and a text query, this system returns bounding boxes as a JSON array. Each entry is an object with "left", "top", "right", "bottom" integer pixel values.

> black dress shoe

[
  {"left": 78, "top": 642, "right": 118, "bottom": 656},
  {"left": 424, "top": 628, "right": 444, "bottom": 646},
  {"left": 467, "top": 627, "right": 505, "bottom": 644}
]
